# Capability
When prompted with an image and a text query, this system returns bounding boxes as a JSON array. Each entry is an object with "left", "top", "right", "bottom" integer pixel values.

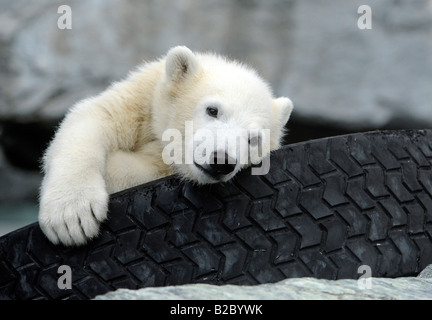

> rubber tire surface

[{"left": 1, "top": 129, "right": 432, "bottom": 300}]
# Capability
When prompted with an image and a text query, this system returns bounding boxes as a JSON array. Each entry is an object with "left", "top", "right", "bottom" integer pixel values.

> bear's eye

[{"left": 206, "top": 106, "right": 219, "bottom": 118}]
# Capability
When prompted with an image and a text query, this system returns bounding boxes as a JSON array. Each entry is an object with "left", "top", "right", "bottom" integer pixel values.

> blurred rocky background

[{"left": 1, "top": 0, "right": 432, "bottom": 234}]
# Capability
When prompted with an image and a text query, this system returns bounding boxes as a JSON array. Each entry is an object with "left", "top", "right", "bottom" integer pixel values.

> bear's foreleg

[
  {"left": 105, "top": 142, "right": 173, "bottom": 194},
  {"left": 38, "top": 95, "right": 144, "bottom": 246}
]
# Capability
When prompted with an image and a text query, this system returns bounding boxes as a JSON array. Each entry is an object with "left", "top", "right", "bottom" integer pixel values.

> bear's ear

[
  {"left": 165, "top": 46, "right": 200, "bottom": 81},
  {"left": 273, "top": 97, "right": 294, "bottom": 126},
  {"left": 270, "top": 97, "right": 293, "bottom": 150}
]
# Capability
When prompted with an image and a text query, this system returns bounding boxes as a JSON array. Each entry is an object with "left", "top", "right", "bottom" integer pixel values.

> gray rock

[
  {"left": 1, "top": 0, "right": 432, "bottom": 128},
  {"left": 95, "top": 273, "right": 432, "bottom": 300},
  {"left": 282, "top": 0, "right": 432, "bottom": 129},
  {"left": 418, "top": 265, "right": 432, "bottom": 279}
]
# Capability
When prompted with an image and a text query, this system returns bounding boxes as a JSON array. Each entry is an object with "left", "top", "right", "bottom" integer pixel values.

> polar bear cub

[{"left": 39, "top": 46, "right": 293, "bottom": 246}]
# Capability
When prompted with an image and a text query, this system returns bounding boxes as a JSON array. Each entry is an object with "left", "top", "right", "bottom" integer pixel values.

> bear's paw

[{"left": 38, "top": 177, "right": 109, "bottom": 246}]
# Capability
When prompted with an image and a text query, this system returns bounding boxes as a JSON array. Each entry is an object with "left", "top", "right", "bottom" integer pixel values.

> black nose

[{"left": 209, "top": 152, "right": 236, "bottom": 176}]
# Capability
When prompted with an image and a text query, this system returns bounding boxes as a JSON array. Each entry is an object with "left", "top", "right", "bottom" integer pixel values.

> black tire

[{"left": 1, "top": 129, "right": 432, "bottom": 300}]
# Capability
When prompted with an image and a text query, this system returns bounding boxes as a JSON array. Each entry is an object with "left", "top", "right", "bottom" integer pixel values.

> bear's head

[{"left": 153, "top": 46, "right": 293, "bottom": 184}]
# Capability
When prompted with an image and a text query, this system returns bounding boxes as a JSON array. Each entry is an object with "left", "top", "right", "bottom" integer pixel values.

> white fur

[{"left": 39, "top": 46, "right": 293, "bottom": 246}]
